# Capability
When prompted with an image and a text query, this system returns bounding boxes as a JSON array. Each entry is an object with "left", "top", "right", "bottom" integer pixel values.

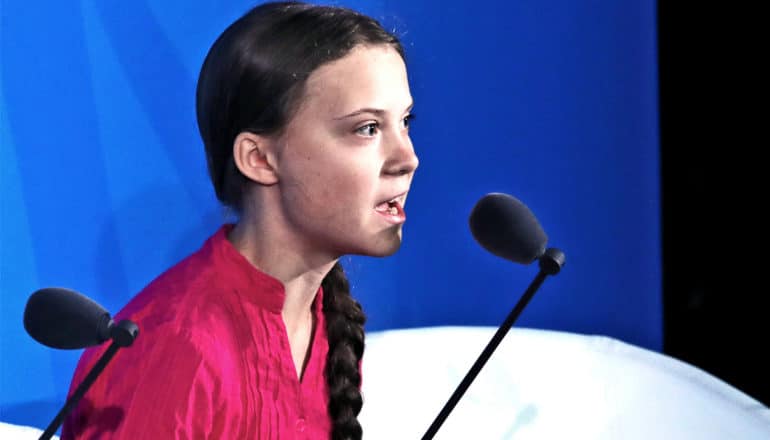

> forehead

[{"left": 300, "top": 45, "right": 411, "bottom": 114}]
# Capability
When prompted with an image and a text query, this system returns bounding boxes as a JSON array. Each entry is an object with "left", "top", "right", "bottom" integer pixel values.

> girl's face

[{"left": 274, "top": 44, "right": 418, "bottom": 259}]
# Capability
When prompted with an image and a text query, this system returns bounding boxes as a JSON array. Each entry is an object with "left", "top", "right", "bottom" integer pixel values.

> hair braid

[{"left": 322, "top": 262, "right": 366, "bottom": 440}]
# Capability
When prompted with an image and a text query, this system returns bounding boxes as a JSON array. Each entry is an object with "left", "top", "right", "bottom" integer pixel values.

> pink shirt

[{"left": 62, "top": 225, "right": 332, "bottom": 439}]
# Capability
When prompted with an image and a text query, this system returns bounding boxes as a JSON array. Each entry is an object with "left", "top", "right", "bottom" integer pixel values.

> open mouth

[{"left": 375, "top": 195, "right": 406, "bottom": 222}]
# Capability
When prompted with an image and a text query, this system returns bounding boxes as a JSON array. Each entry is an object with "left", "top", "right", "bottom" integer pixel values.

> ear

[{"left": 232, "top": 131, "right": 279, "bottom": 185}]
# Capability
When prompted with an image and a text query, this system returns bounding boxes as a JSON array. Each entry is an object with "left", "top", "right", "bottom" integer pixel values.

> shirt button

[{"left": 295, "top": 417, "right": 306, "bottom": 432}]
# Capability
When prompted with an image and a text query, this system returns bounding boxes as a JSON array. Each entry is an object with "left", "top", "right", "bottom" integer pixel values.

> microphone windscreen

[
  {"left": 24, "top": 287, "right": 113, "bottom": 349},
  {"left": 469, "top": 193, "right": 548, "bottom": 264}
]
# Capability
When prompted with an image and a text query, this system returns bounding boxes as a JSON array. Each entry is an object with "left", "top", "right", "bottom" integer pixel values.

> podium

[
  {"left": 3, "top": 326, "right": 768, "bottom": 439},
  {"left": 359, "top": 326, "right": 770, "bottom": 439},
  {"left": 0, "top": 422, "right": 59, "bottom": 440}
]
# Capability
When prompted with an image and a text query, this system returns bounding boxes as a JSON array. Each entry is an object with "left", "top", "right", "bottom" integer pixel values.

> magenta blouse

[{"left": 61, "top": 225, "right": 332, "bottom": 439}]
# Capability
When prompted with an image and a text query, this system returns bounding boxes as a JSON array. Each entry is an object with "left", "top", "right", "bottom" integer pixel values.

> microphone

[
  {"left": 469, "top": 192, "right": 547, "bottom": 264},
  {"left": 23, "top": 288, "right": 139, "bottom": 440},
  {"left": 24, "top": 287, "right": 114, "bottom": 349},
  {"left": 422, "top": 193, "right": 565, "bottom": 440}
]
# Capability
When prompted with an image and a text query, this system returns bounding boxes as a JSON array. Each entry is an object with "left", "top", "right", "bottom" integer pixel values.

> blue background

[{"left": 1, "top": 0, "right": 659, "bottom": 428}]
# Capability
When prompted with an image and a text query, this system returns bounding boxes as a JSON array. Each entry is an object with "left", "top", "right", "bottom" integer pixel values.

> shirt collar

[{"left": 205, "top": 224, "right": 324, "bottom": 315}]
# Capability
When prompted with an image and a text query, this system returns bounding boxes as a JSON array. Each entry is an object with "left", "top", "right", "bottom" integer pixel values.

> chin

[
  {"left": 351, "top": 229, "right": 404, "bottom": 257},
  {"left": 370, "top": 244, "right": 401, "bottom": 257}
]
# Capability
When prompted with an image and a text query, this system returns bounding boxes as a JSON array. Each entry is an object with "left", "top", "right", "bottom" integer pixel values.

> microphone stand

[
  {"left": 39, "top": 319, "right": 139, "bottom": 440},
  {"left": 421, "top": 248, "right": 565, "bottom": 440}
]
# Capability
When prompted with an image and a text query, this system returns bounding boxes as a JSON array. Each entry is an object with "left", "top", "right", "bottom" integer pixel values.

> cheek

[
  {"left": 324, "top": 167, "right": 373, "bottom": 207},
  {"left": 284, "top": 159, "right": 366, "bottom": 214},
  {"left": 280, "top": 139, "right": 382, "bottom": 211}
]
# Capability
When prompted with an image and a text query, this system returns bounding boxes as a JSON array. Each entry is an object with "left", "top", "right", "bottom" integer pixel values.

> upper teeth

[{"left": 375, "top": 198, "right": 400, "bottom": 215}]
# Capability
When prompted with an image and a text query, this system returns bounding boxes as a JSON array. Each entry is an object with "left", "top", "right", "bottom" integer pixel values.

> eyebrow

[{"left": 333, "top": 102, "right": 414, "bottom": 120}]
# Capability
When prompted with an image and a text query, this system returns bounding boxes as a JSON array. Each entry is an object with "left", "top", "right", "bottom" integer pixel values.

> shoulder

[
  {"left": 68, "top": 227, "right": 245, "bottom": 403},
  {"left": 61, "top": 227, "right": 255, "bottom": 438},
  {"left": 115, "top": 229, "right": 240, "bottom": 335}
]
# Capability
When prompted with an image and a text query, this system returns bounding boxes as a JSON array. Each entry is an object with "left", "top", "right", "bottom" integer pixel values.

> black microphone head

[
  {"left": 469, "top": 193, "right": 548, "bottom": 264},
  {"left": 24, "top": 287, "right": 113, "bottom": 349}
]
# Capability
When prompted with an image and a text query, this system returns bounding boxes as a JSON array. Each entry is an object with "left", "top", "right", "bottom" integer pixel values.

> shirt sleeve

[{"left": 61, "top": 329, "right": 227, "bottom": 439}]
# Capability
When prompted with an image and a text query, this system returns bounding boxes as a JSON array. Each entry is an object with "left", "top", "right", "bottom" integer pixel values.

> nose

[{"left": 383, "top": 132, "right": 419, "bottom": 177}]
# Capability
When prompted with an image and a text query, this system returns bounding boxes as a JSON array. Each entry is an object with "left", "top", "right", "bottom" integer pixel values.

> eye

[
  {"left": 355, "top": 122, "right": 379, "bottom": 137},
  {"left": 403, "top": 113, "right": 415, "bottom": 130}
]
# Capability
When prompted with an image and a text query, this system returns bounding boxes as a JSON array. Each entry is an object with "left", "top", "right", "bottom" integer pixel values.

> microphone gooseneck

[{"left": 422, "top": 193, "right": 565, "bottom": 440}]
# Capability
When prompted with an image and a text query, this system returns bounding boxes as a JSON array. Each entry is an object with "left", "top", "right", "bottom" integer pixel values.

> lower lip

[{"left": 376, "top": 204, "right": 406, "bottom": 224}]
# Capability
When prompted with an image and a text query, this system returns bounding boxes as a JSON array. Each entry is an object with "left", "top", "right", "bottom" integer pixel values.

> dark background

[{"left": 659, "top": 3, "right": 767, "bottom": 405}]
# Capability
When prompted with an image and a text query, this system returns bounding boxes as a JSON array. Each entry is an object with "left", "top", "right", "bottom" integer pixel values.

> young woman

[{"left": 61, "top": 2, "right": 418, "bottom": 439}]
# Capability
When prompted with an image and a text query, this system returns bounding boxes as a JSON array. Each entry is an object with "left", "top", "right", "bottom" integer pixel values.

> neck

[{"left": 227, "top": 216, "right": 337, "bottom": 325}]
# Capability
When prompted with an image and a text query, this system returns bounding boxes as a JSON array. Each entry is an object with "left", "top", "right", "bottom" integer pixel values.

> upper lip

[{"left": 377, "top": 191, "right": 408, "bottom": 207}]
